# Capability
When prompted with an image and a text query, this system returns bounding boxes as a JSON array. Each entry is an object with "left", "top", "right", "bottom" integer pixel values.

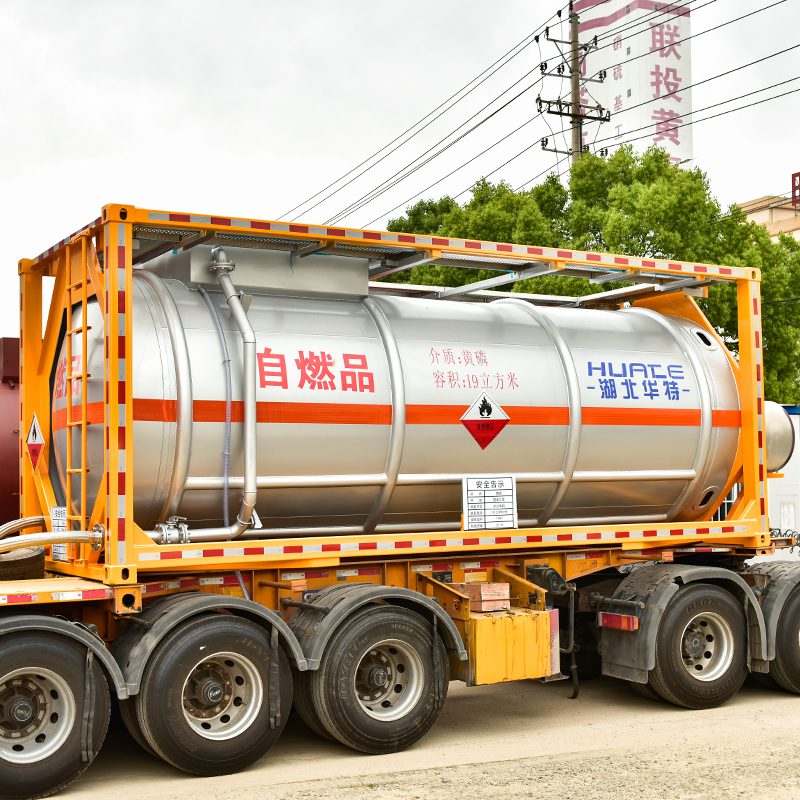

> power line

[
  {"left": 278, "top": 3, "right": 572, "bottom": 221},
  {"left": 515, "top": 81, "right": 800, "bottom": 190},
  {"left": 334, "top": 0, "right": 718, "bottom": 224},
  {"left": 361, "top": 42, "right": 798, "bottom": 225},
  {"left": 327, "top": 72, "right": 546, "bottom": 224},
  {"left": 586, "top": 0, "right": 787, "bottom": 81},
  {"left": 594, "top": 76, "right": 800, "bottom": 148}
]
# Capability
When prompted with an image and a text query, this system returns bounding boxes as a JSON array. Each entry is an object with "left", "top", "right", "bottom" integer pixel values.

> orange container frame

[{"left": 16, "top": 203, "right": 772, "bottom": 589}]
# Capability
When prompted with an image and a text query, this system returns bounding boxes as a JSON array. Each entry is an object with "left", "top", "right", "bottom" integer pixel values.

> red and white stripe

[
  {"left": 137, "top": 525, "right": 749, "bottom": 561},
  {"left": 144, "top": 211, "right": 748, "bottom": 281},
  {"left": 750, "top": 282, "right": 768, "bottom": 530}
]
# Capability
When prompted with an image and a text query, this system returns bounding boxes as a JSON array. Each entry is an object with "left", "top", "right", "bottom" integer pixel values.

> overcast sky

[{"left": 1, "top": 0, "right": 798, "bottom": 336}]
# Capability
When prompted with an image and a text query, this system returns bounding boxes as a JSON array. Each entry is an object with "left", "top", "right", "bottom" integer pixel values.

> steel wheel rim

[
  {"left": 181, "top": 651, "right": 263, "bottom": 740},
  {"left": 679, "top": 611, "right": 735, "bottom": 682},
  {"left": 353, "top": 638, "right": 424, "bottom": 722},
  {"left": 0, "top": 667, "right": 76, "bottom": 764}
]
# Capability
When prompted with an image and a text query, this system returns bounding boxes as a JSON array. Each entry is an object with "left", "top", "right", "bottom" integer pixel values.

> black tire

[
  {"left": 309, "top": 606, "right": 449, "bottom": 754},
  {"left": 135, "top": 614, "right": 292, "bottom": 776},
  {"left": 769, "top": 587, "right": 800, "bottom": 693},
  {"left": 0, "top": 547, "right": 45, "bottom": 581},
  {"left": 628, "top": 680, "right": 663, "bottom": 702},
  {"left": 117, "top": 699, "right": 157, "bottom": 758},
  {"left": 292, "top": 673, "right": 332, "bottom": 741},
  {"left": 0, "top": 632, "right": 110, "bottom": 800},
  {"left": 648, "top": 584, "right": 747, "bottom": 709}
]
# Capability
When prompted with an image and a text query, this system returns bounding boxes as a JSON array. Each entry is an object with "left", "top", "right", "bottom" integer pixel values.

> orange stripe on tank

[{"left": 50, "top": 399, "right": 742, "bottom": 430}]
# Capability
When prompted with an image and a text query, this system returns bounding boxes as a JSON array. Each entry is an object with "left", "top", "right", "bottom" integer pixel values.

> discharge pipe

[
  {"left": 0, "top": 529, "right": 103, "bottom": 554},
  {"left": 148, "top": 247, "right": 258, "bottom": 544},
  {"left": 0, "top": 516, "right": 46, "bottom": 541}
]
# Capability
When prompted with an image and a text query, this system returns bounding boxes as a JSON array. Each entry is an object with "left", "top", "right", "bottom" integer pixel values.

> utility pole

[
  {"left": 536, "top": 3, "right": 610, "bottom": 165},
  {"left": 569, "top": 8, "right": 582, "bottom": 162}
]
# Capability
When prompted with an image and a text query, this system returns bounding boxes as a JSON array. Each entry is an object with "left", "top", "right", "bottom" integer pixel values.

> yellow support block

[{"left": 465, "top": 607, "right": 555, "bottom": 686}]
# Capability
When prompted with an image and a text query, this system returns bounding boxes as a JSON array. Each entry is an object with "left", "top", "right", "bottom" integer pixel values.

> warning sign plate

[
  {"left": 460, "top": 393, "right": 509, "bottom": 449},
  {"left": 26, "top": 413, "right": 44, "bottom": 468}
]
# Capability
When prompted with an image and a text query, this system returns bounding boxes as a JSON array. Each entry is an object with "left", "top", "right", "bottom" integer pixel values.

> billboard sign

[{"left": 576, "top": 0, "right": 693, "bottom": 166}]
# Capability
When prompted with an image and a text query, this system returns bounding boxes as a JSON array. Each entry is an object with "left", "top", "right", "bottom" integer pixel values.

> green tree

[{"left": 385, "top": 146, "right": 800, "bottom": 402}]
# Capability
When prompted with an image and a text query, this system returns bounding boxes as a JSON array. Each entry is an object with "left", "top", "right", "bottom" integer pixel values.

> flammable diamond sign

[
  {"left": 26, "top": 413, "right": 44, "bottom": 468},
  {"left": 460, "top": 393, "right": 509, "bottom": 449}
]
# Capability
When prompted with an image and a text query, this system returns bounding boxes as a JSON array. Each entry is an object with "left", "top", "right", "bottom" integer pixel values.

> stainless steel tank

[{"left": 50, "top": 245, "right": 770, "bottom": 535}]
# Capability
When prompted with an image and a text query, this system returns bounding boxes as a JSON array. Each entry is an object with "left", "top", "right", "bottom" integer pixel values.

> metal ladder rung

[
  {"left": 66, "top": 468, "right": 89, "bottom": 475},
  {"left": 66, "top": 421, "right": 88, "bottom": 428},
  {"left": 66, "top": 326, "right": 92, "bottom": 335}
]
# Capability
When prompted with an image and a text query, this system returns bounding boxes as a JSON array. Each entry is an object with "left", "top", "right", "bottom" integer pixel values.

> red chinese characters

[
  {"left": 296, "top": 351, "right": 336, "bottom": 391},
  {"left": 257, "top": 347, "right": 288, "bottom": 389},
  {"left": 257, "top": 347, "right": 376, "bottom": 394},
  {"left": 341, "top": 354, "right": 375, "bottom": 393},
  {"left": 648, "top": 19, "right": 687, "bottom": 155}
]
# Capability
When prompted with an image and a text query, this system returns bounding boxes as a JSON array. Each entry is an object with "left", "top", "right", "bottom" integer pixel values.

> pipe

[
  {"left": 0, "top": 516, "right": 46, "bottom": 541},
  {"left": 146, "top": 247, "right": 258, "bottom": 544},
  {"left": 0, "top": 530, "right": 103, "bottom": 554},
  {"left": 198, "top": 286, "right": 233, "bottom": 527},
  {"left": 198, "top": 284, "right": 250, "bottom": 596}
]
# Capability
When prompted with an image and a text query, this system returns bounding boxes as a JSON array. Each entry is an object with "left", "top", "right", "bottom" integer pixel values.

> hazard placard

[
  {"left": 26, "top": 413, "right": 44, "bottom": 468},
  {"left": 460, "top": 393, "right": 509, "bottom": 449}
]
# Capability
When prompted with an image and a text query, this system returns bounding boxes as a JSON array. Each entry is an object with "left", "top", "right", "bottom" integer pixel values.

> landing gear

[
  {"left": 647, "top": 584, "right": 747, "bottom": 709},
  {"left": 0, "top": 633, "right": 110, "bottom": 800},
  {"left": 297, "top": 606, "right": 449, "bottom": 753},
  {"left": 130, "top": 614, "right": 291, "bottom": 776}
]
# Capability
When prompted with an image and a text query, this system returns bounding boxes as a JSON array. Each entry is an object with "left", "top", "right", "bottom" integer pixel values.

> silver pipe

[
  {"left": 396, "top": 472, "right": 563, "bottom": 485},
  {"left": 198, "top": 286, "right": 233, "bottom": 527},
  {"left": 184, "top": 474, "right": 389, "bottom": 490},
  {"left": 572, "top": 469, "right": 696, "bottom": 482},
  {"left": 136, "top": 271, "right": 194, "bottom": 519},
  {"left": 0, "top": 516, "right": 46, "bottom": 541},
  {"left": 144, "top": 248, "right": 259, "bottom": 545},
  {"left": 0, "top": 530, "right": 103, "bottom": 554},
  {"left": 199, "top": 284, "right": 250, "bottom": 598},
  {"left": 548, "top": 514, "right": 669, "bottom": 526}
]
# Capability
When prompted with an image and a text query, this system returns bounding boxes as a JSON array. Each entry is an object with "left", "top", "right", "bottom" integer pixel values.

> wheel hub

[
  {"left": 8, "top": 696, "right": 36, "bottom": 726},
  {"left": 197, "top": 678, "right": 226, "bottom": 708},
  {"left": 181, "top": 652, "right": 264, "bottom": 741},
  {"left": 680, "top": 611, "right": 734, "bottom": 682},
  {"left": 367, "top": 667, "right": 389, "bottom": 689},
  {"left": 683, "top": 630, "right": 706, "bottom": 660},
  {"left": 354, "top": 639, "right": 425, "bottom": 722},
  {"left": 0, "top": 668, "right": 76, "bottom": 764}
]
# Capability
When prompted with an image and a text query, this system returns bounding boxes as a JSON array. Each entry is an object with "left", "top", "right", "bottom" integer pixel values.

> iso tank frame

[{"left": 14, "top": 202, "right": 773, "bottom": 600}]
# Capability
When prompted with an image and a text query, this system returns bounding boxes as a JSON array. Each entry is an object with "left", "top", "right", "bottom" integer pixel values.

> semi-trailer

[{"left": 1, "top": 204, "right": 798, "bottom": 799}]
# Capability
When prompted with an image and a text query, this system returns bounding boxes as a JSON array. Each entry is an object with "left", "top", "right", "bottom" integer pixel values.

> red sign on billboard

[{"left": 793, "top": 172, "right": 800, "bottom": 207}]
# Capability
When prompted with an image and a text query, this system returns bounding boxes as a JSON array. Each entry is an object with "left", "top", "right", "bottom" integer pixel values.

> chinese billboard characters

[{"left": 576, "top": 0, "right": 693, "bottom": 166}]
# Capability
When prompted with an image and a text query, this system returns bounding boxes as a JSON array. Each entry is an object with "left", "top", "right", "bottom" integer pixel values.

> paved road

[{"left": 64, "top": 675, "right": 800, "bottom": 800}]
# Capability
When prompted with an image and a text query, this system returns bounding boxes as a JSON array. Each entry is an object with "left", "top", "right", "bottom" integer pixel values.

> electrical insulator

[
  {"left": 540, "top": 61, "right": 548, "bottom": 74},
  {"left": 541, "top": 137, "right": 549, "bottom": 149}
]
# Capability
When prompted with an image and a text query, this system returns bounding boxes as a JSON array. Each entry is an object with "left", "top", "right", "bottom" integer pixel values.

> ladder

[{"left": 63, "top": 235, "right": 92, "bottom": 533}]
